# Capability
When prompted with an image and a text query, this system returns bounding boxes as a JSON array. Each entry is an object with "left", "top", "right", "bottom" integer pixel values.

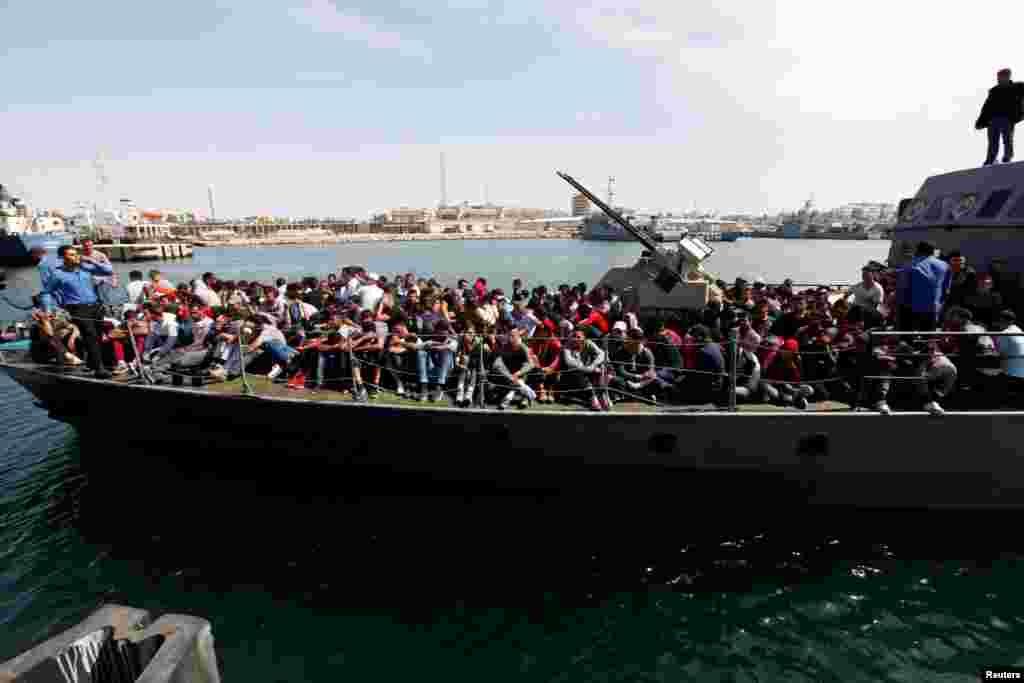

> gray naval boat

[{"left": 2, "top": 168, "right": 1024, "bottom": 511}]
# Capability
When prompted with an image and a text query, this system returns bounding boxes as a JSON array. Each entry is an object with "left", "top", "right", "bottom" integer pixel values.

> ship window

[
  {"left": 923, "top": 196, "right": 947, "bottom": 221},
  {"left": 1006, "top": 192, "right": 1024, "bottom": 219},
  {"left": 977, "top": 189, "right": 1014, "bottom": 219}
]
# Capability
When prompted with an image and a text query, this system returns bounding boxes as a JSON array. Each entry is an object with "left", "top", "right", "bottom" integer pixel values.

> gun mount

[{"left": 557, "top": 171, "right": 717, "bottom": 311}]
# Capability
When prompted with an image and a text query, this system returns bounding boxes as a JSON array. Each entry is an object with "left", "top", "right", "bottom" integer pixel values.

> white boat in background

[{"left": 0, "top": 184, "right": 74, "bottom": 267}]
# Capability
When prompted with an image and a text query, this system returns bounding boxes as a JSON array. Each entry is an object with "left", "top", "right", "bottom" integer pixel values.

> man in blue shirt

[
  {"left": 27, "top": 246, "right": 58, "bottom": 311},
  {"left": 895, "top": 241, "right": 952, "bottom": 332},
  {"left": 43, "top": 244, "right": 115, "bottom": 378}
]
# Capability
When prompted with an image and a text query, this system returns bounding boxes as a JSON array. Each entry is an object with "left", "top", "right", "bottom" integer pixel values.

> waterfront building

[{"left": 571, "top": 193, "right": 591, "bottom": 217}]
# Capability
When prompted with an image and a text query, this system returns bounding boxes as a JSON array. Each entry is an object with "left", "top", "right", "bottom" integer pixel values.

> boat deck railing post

[
  {"left": 855, "top": 332, "right": 873, "bottom": 411},
  {"left": 479, "top": 342, "right": 486, "bottom": 405},
  {"left": 237, "top": 328, "right": 255, "bottom": 397},
  {"left": 728, "top": 336, "right": 738, "bottom": 412}
]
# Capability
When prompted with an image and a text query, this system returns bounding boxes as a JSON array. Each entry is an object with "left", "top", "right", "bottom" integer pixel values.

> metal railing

[{"left": 849, "top": 329, "right": 1024, "bottom": 412}]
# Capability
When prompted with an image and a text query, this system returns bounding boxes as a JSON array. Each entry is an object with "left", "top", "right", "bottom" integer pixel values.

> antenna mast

[{"left": 439, "top": 152, "right": 448, "bottom": 208}]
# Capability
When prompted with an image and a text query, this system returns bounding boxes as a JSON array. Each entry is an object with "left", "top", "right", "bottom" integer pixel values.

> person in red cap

[
  {"left": 976, "top": 68, "right": 1024, "bottom": 165},
  {"left": 762, "top": 338, "right": 814, "bottom": 409}
]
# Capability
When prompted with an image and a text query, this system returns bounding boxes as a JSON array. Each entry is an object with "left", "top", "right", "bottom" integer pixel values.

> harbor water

[{"left": 4, "top": 240, "right": 1024, "bottom": 681}]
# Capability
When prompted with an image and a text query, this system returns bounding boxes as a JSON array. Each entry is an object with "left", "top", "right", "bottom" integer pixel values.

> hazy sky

[{"left": 0, "top": 0, "right": 1018, "bottom": 217}]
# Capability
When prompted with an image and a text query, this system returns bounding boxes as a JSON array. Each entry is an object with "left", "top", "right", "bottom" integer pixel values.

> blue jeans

[
  {"left": 416, "top": 348, "right": 452, "bottom": 385},
  {"left": 986, "top": 116, "right": 1015, "bottom": 164},
  {"left": 265, "top": 340, "right": 297, "bottom": 366},
  {"left": 317, "top": 351, "right": 345, "bottom": 385}
]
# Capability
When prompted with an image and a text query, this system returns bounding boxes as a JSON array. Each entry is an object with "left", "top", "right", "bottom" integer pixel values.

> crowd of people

[{"left": 18, "top": 240, "right": 1024, "bottom": 415}]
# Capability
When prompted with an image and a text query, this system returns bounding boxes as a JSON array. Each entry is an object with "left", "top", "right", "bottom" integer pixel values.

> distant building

[{"left": 571, "top": 193, "right": 591, "bottom": 217}]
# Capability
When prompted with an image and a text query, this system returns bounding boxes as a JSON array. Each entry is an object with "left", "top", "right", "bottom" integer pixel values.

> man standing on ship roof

[{"left": 976, "top": 68, "right": 1024, "bottom": 165}]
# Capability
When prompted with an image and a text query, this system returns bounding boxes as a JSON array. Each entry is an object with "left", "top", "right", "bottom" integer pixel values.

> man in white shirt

[
  {"left": 846, "top": 268, "right": 885, "bottom": 313},
  {"left": 124, "top": 271, "right": 146, "bottom": 313},
  {"left": 191, "top": 272, "right": 222, "bottom": 308},
  {"left": 143, "top": 303, "right": 180, "bottom": 358},
  {"left": 357, "top": 272, "right": 384, "bottom": 312}
]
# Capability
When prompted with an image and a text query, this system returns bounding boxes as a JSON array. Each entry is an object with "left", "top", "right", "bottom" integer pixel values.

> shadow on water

[{"left": 5, "top": 415, "right": 1024, "bottom": 680}]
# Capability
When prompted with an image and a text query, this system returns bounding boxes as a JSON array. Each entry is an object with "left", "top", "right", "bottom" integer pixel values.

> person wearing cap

[
  {"left": 762, "top": 338, "right": 814, "bottom": 409},
  {"left": 976, "top": 68, "right": 1024, "bottom": 165}
]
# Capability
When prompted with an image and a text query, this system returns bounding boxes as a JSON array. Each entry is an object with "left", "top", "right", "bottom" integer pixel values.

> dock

[{"left": 94, "top": 242, "right": 193, "bottom": 262}]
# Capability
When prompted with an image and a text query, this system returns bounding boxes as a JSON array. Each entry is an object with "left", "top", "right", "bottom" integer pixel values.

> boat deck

[{"left": 0, "top": 349, "right": 855, "bottom": 414}]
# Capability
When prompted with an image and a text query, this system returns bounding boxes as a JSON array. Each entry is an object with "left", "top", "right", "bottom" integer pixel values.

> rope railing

[{"left": 12, "top": 292, "right": 1024, "bottom": 413}]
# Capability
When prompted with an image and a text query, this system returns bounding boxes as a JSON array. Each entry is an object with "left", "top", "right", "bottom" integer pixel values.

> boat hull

[
  {"left": 4, "top": 360, "right": 1024, "bottom": 510},
  {"left": 0, "top": 232, "right": 74, "bottom": 267}
]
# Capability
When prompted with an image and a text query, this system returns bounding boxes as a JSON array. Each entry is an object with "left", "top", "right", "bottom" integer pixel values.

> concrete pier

[
  {"left": 0, "top": 604, "right": 220, "bottom": 683},
  {"left": 191, "top": 230, "right": 575, "bottom": 247},
  {"left": 95, "top": 243, "right": 194, "bottom": 262}
]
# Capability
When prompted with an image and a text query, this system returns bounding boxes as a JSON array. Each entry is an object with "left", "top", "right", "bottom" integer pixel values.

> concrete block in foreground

[{"left": 0, "top": 604, "right": 220, "bottom": 683}]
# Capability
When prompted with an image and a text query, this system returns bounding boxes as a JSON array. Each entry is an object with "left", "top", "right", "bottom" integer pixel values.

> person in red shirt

[
  {"left": 527, "top": 320, "right": 562, "bottom": 403},
  {"left": 575, "top": 303, "right": 609, "bottom": 336},
  {"left": 763, "top": 338, "right": 814, "bottom": 409}
]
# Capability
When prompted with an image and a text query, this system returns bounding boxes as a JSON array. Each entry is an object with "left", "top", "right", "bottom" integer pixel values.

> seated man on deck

[
  {"left": 489, "top": 327, "right": 537, "bottom": 409},
  {"left": 761, "top": 339, "right": 814, "bottom": 409},
  {"left": 246, "top": 316, "right": 299, "bottom": 383},
  {"left": 29, "top": 307, "right": 82, "bottom": 366},
  {"left": 414, "top": 318, "right": 458, "bottom": 402},
  {"left": 673, "top": 325, "right": 725, "bottom": 405},
  {"left": 140, "top": 302, "right": 179, "bottom": 379},
  {"left": 607, "top": 329, "right": 671, "bottom": 403},
  {"left": 146, "top": 306, "right": 216, "bottom": 383},
  {"left": 560, "top": 328, "right": 610, "bottom": 412},
  {"left": 351, "top": 312, "right": 386, "bottom": 398}
]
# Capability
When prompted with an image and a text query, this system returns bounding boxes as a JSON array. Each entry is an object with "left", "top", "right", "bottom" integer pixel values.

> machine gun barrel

[{"left": 557, "top": 171, "right": 685, "bottom": 291}]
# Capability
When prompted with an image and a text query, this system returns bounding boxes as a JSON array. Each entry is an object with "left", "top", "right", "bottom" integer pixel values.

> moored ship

[
  {"left": 0, "top": 184, "right": 74, "bottom": 267},
  {"left": 3, "top": 167, "right": 1024, "bottom": 510}
]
